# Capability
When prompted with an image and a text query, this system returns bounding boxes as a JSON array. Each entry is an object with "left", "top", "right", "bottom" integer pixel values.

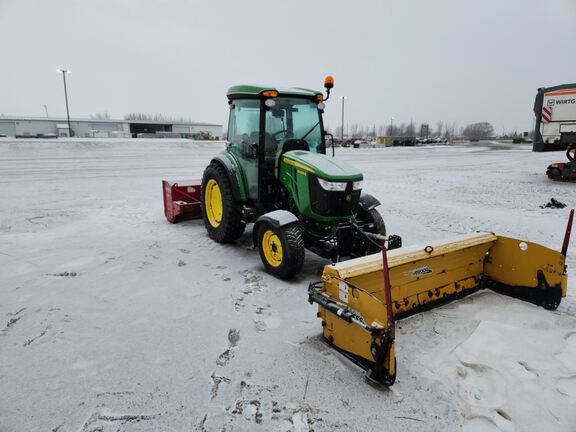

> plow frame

[{"left": 309, "top": 210, "right": 574, "bottom": 386}]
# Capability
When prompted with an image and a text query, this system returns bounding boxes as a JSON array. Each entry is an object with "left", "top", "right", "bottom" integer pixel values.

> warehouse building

[{"left": 0, "top": 116, "right": 222, "bottom": 139}]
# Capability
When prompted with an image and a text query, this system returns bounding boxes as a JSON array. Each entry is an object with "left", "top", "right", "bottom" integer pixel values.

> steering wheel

[{"left": 271, "top": 130, "right": 290, "bottom": 141}]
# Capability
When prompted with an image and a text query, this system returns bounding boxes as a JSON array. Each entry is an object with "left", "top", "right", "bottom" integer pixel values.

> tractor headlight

[
  {"left": 352, "top": 180, "right": 363, "bottom": 191},
  {"left": 318, "top": 178, "right": 347, "bottom": 192}
]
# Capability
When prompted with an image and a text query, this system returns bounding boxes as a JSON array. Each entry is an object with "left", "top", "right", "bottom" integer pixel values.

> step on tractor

[
  {"left": 547, "top": 144, "right": 576, "bottom": 182},
  {"left": 162, "top": 78, "right": 573, "bottom": 387},
  {"left": 163, "top": 77, "right": 401, "bottom": 279}
]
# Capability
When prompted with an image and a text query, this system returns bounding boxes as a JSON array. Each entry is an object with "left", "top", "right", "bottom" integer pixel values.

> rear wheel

[
  {"left": 567, "top": 146, "right": 575, "bottom": 161},
  {"left": 201, "top": 163, "right": 245, "bottom": 243},
  {"left": 351, "top": 207, "right": 387, "bottom": 256},
  {"left": 257, "top": 222, "right": 304, "bottom": 279}
]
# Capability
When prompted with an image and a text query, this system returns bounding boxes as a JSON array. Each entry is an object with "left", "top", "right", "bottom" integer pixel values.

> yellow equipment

[{"left": 309, "top": 211, "right": 573, "bottom": 385}]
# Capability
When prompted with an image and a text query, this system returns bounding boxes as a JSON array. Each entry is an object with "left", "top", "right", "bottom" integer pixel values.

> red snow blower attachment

[{"left": 162, "top": 180, "right": 202, "bottom": 223}]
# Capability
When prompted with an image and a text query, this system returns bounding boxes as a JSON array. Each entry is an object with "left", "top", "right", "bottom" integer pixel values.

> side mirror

[{"left": 324, "top": 133, "right": 335, "bottom": 157}]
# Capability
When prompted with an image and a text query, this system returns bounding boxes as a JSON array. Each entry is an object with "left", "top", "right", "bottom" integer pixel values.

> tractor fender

[
  {"left": 210, "top": 154, "right": 245, "bottom": 202},
  {"left": 359, "top": 193, "right": 381, "bottom": 211},
  {"left": 252, "top": 210, "right": 299, "bottom": 247}
]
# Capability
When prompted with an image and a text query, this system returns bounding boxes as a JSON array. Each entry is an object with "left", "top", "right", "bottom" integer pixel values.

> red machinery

[
  {"left": 547, "top": 145, "right": 576, "bottom": 182},
  {"left": 162, "top": 180, "right": 202, "bottom": 223}
]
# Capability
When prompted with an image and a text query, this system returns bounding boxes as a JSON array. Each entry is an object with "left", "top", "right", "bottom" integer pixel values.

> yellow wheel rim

[
  {"left": 205, "top": 179, "right": 223, "bottom": 228},
  {"left": 262, "top": 230, "right": 284, "bottom": 268}
]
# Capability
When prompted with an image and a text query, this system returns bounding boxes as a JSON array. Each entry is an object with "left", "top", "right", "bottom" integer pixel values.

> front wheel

[
  {"left": 350, "top": 207, "right": 387, "bottom": 257},
  {"left": 257, "top": 222, "right": 305, "bottom": 280},
  {"left": 360, "top": 208, "right": 386, "bottom": 237},
  {"left": 567, "top": 145, "right": 575, "bottom": 161}
]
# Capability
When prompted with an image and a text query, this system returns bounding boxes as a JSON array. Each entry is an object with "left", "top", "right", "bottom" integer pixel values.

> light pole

[
  {"left": 43, "top": 104, "right": 49, "bottom": 118},
  {"left": 390, "top": 117, "right": 394, "bottom": 137},
  {"left": 56, "top": 68, "right": 72, "bottom": 136},
  {"left": 340, "top": 96, "right": 346, "bottom": 143}
]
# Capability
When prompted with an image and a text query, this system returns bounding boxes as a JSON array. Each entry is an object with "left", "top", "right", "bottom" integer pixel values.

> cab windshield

[
  {"left": 227, "top": 97, "right": 324, "bottom": 200},
  {"left": 265, "top": 97, "right": 324, "bottom": 154}
]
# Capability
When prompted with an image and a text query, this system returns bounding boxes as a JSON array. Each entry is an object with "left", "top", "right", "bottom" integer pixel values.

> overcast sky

[{"left": 1, "top": 0, "right": 575, "bottom": 133}]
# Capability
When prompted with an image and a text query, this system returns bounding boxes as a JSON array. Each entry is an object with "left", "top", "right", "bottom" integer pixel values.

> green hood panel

[{"left": 282, "top": 151, "right": 363, "bottom": 181}]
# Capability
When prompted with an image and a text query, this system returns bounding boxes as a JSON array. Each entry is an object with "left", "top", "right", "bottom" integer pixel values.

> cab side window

[{"left": 228, "top": 99, "right": 260, "bottom": 155}]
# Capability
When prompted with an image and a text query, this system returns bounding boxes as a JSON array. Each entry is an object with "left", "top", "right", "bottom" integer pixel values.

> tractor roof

[{"left": 227, "top": 85, "right": 322, "bottom": 98}]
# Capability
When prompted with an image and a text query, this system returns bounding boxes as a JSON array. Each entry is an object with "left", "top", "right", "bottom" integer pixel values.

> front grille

[{"left": 309, "top": 174, "right": 361, "bottom": 217}]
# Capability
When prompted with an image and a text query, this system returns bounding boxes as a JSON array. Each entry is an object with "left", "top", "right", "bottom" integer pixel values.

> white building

[{"left": 0, "top": 116, "right": 222, "bottom": 139}]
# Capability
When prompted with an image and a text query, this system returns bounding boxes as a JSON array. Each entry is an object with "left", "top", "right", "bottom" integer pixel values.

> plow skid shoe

[
  {"left": 310, "top": 231, "right": 569, "bottom": 385},
  {"left": 162, "top": 180, "right": 202, "bottom": 223}
]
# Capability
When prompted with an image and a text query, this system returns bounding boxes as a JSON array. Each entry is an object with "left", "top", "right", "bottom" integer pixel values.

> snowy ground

[{"left": 0, "top": 138, "right": 575, "bottom": 432}]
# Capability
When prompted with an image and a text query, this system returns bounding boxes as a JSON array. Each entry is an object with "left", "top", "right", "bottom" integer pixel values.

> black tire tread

[
  {"left": 258, "top": 222, "right": 304, "bottom": 279},
  {"left": 365, "top": 208, "right": 386, "bottom": 236},
  {"left": 201, "top": 163, "right": 245, "bottom": 243},
  {"left": 282, "top": 224, "right": 305, "bottom": 278}
]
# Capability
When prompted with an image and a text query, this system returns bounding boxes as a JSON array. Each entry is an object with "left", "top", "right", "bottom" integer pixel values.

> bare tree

[
  {"left": 463, "top": 122, "right": 494, "bottom": 140},
  {"left": 90, "top": 111, "right": 111, "bottom": 120},
  {"left": 334, "top": 125, "right": 343, "bottom": 138},
  {"left": 350, "top": 123, "right": 359, "bottom": 137},
  {"left": 444, "top": 122, "right": 458, "bottom": 141},
  {"left": 124, "top": 112, "right": 194, "bottom": 123},
  {"left": 435, "top": 121, "right": 444, "bottom": 137},
  {"left": 385, "top": 124, "right": 399, "bottom": 136},
  {"left": 403, "top": 123, "right": 409, "bottom": 136},
  {"left": 371, "top": 125, "right": 377, "bottom": 139},
  {"left": 405, "top": 122, "right": 416, "bottom": 137}
]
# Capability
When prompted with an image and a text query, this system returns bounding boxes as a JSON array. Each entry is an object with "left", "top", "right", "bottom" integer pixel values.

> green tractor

[{"left": 201, "top": 77, "right": 401, "bottom": 279}]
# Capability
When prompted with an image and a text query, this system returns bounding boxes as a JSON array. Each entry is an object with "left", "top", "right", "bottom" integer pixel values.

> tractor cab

[{"left": 226, "top": 85, "right": 332, "bottom": 208}]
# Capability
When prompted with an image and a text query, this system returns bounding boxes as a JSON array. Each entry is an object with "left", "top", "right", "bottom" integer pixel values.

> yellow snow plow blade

[{"left": 309, "top": 230, "right": 570, "bottom": 386}]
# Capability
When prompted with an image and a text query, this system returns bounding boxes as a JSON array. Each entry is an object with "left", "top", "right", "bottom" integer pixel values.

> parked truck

[{"left": 533, "top": 83, "right": 576, "bottom": 152}]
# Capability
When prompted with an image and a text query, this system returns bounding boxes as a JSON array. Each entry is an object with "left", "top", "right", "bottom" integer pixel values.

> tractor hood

[{"left": 282, "top": 150, "right": 363, "bottom": 181}]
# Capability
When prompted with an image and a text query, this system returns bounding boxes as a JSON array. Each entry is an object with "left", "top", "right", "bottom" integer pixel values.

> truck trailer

[{"left": 533, "top": 83, "right": 576, "bottom": 152}]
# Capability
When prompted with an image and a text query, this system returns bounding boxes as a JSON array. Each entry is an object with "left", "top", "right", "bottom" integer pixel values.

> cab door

[{"left": 227, "top": 99, "right": 261, "bottom": 201}]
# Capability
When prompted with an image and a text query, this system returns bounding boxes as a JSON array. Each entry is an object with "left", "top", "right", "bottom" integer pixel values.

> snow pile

[{"left": 413, "top": 292, "right": 576, "bottom": 432}]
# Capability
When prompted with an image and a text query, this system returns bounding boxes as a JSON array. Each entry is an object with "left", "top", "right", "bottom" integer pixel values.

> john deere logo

[
  {"left": 408, "top": 266, "right": 433, "bottom": 277},
  {"left": 346, "top": 195, "right": 351, "bottom": 201}
]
